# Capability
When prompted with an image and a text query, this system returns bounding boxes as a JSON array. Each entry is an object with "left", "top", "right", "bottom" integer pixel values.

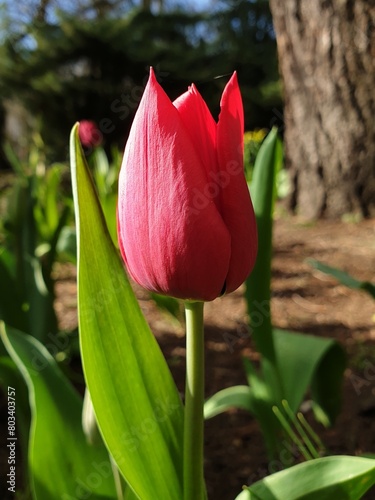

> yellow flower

[{"left": 244, "top": 129, "right": 267, "bottom": 145}]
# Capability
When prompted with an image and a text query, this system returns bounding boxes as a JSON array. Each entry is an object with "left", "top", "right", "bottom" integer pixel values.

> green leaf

[
  {"left": 46, "top": 166, "right": 64, "bottom": 233},
  {"left": 245, "top": 128, "right": 283, "bottom": 457},
  {"left": 273, "top": 329, "right": 346, "bottom": 425},
  {"left": 0, "top": 355, "right": 31, "bottom": 454},
  {"left": 243, "top": 357, "right": 282, "bottom": 456},
  {"left": 20, "top": 180, "right": 58, "bottom": 341},
  {"left": 3, "top": 141, "right": 24, "bottom": 175},
  {"left": 204, "top": 385, "right": 253, "bottom": 418},
  {"left": 246, "top": 127, "right": 279, "bottom": 368},
  {"left": 35, "top": 165, "right": 62, "bottom": 239},
  {"left": 70, "top": 123, "right": 184, "bottom": 500},
  {"left": 204, "top": 360, "right": 282, "bottom": 458},
  {"left": 0, "top": 248, "right": 28, "bottom": 332},
  {"left": 56, "top": 226, "right": 77, "bottom": 264},
  {"left": 0, "top": 324, "right": 116, "bottom": 500},
  {"left": 236, "top": 456, "right": 375, "bottom": 500},
  {"left": 89, "top": 147, "right": 119, "bottom": 246},
  {"left": 100, "top": 193, "right": 119, "bottom": 246},
  {"left": 307, "top": 259, "right": 375, "bottom": 299}
]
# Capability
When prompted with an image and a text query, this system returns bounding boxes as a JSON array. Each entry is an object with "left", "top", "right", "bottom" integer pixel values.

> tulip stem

[{"left": 183, "top": 300, "right": 205, "bottom": 500}]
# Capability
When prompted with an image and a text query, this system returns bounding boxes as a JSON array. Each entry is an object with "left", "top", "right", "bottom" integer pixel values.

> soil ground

[{"left": 54, "top": 214, "right": 375, "bottom": 500}]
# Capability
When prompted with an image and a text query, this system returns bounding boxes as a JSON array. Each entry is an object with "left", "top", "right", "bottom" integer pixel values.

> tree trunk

[{"left": 269, "top": 0, "right": 375, "bottom": 218}]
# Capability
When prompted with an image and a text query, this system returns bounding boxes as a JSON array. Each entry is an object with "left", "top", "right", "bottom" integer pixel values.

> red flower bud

[
  {"left": 117, "top": 69, "right": 257, "bottom": 301},
  {"left": 78, "top": 120, "right": 102, "bottom": 149}
]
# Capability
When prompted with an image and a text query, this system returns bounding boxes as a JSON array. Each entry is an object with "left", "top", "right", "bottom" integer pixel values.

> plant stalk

[{"left": 183, "top": 300, "right": 205, "bottom": 500}]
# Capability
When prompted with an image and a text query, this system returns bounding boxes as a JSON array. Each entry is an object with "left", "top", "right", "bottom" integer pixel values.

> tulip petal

[
  {"left": 118, "top": 69, "right": 231, "bottom": 301},
  {"left": 217, "top": 72, "right": 258, "bottom": 292},
  {"left": 173, "top": 85, "right": 218, "bottom": 183}
]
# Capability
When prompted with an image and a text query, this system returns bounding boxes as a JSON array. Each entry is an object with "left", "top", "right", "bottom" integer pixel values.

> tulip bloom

[{"left": 117, "top": 69, "right": 257, "bottom": 301}]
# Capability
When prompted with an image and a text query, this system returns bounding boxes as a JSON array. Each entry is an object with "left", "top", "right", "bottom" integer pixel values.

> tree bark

[{"left": 269, "top": 0, "right": 375, "bottom": 218}]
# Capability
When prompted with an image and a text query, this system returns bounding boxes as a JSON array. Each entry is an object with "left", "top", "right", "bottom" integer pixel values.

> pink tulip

[{"left": 117, "top": 69, "right": 257, "bottom": 301}]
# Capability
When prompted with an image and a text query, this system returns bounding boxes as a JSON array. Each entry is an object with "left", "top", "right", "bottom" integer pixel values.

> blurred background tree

[
  {"left": 2, "top": 0, "right": 372, "bottom": 220},
  {"left": 0, "top": 0, "right": 280, "bottom": 163},
  {"left": 269, "top": 0, "right": 375, "bottom": 218}
]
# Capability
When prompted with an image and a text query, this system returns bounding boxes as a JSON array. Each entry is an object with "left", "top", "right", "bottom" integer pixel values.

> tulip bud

[
  {"left": 117, "top": 69, "right": 257, "bottom": 301},
  {"left": 78, "top": 120, "right": 102, "bottom": 149}
]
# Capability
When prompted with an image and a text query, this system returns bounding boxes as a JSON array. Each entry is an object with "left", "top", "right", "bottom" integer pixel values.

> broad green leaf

[
  {"left": 307, "top": 259, "right": 375, "bottom": 299},
  {"left": 204, "top": 331, "right": 345, "bottom": 457},
  {"left": 273, "top": 329, "right": 346, "bottom": 425},
  {"left": 204, "top": 385, "right": 253, "bottom": 418},
  {"left": 0, "top": 324, "right": 116, "bottom": 500},
  {"left": 0, "top": 355, "right": 30, "bottom": 453},
  {"left": 235, "top": 490, "right": 251, "bottom": 500},
  {"left": 236, "top": 456, "right": 375, "bottom": 500},
  {"left": 70, "top": 124, "right": 184, "bottom": 500}
]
